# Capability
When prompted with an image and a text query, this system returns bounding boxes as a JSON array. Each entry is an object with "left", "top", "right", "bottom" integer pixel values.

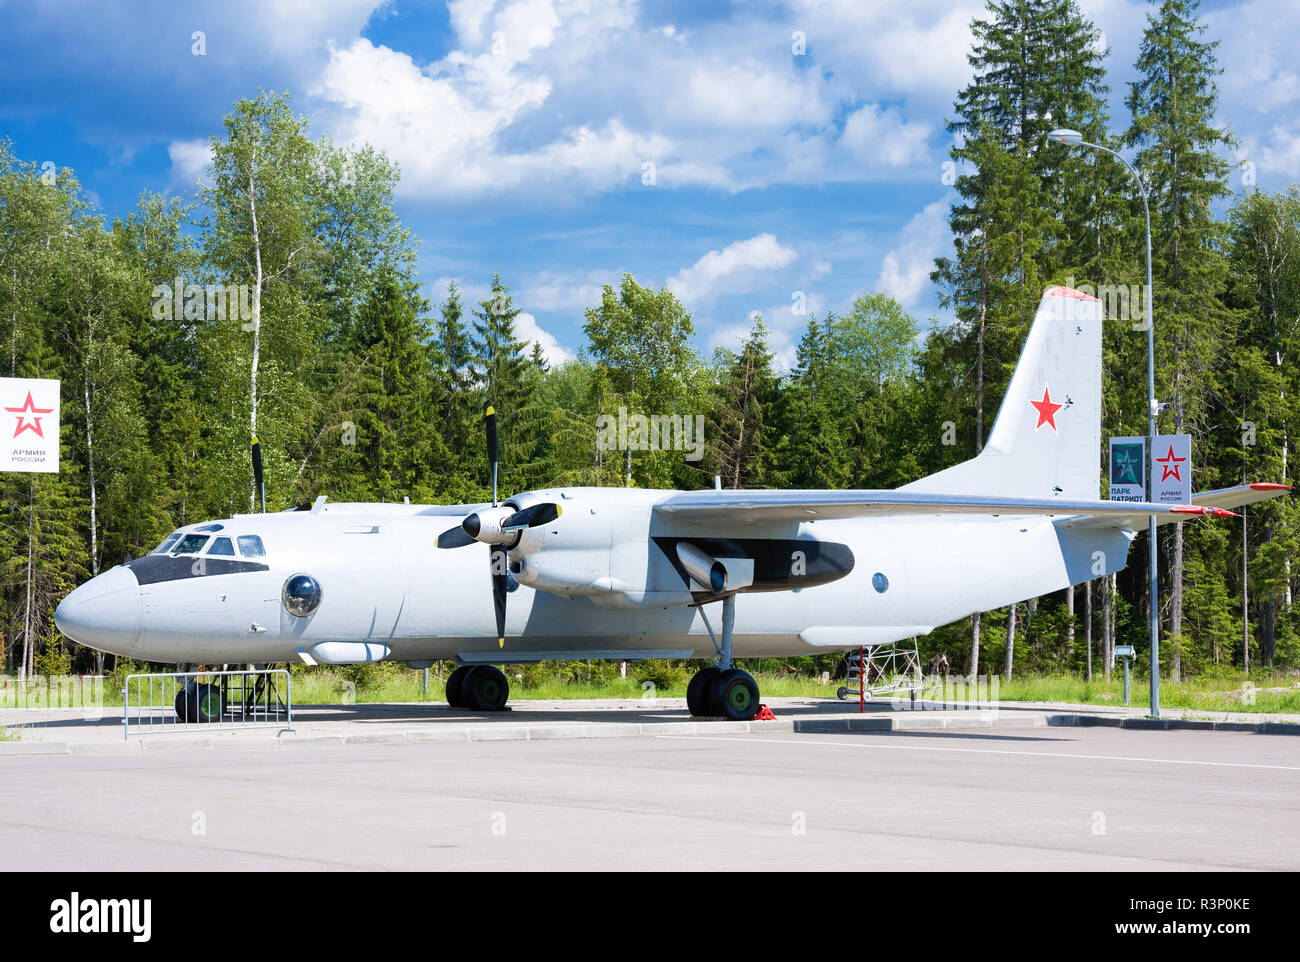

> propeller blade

[
  {"left": 491, "top": 544, "right": 508, "bottom": 648},
  {"left": 251, "top": 435, "right": 266, "bottom": 513},
  {"left": 501, "top": 502, "right": 562, "bottom": 531},
  {"left": 485, "top": 406, "right": 498, "bottom": 506},
  {"left": 435, "top": 524, "right": 476, "bottom": 549}
]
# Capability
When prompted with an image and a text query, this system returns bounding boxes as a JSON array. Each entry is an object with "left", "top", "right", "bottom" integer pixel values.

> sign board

[
  {"left": 0, "top": 377, "right": 60, "bottom": 473},
  {"left": 1108, "top": 436, "right": 1146, "bottom": 502},
  {"left": 1114, "top": 645, "right": 1135, "bottom": 658},
  {"left": 1150, "top": 433, "right": 1192, "bottom": 505}
]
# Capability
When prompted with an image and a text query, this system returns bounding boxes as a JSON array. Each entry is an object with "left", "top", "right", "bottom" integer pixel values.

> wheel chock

[{"left": 753, "top": 704, "right": 777, "bottom": 721}]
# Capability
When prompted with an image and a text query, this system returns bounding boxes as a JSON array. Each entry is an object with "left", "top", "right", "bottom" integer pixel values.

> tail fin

[{"left": 903, "top": 286, "right": 1103, "bottom": 500}]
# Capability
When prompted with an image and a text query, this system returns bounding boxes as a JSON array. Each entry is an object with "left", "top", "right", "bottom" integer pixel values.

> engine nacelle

[{"left": 675, "top": 542, "right": 754, "bottom": 595}]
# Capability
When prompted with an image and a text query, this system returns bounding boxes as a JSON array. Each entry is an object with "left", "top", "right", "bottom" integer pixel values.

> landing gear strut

[
  {"left": 686, "top": 593, "right": 761, "bottom": 720},
  {"left": 445, "top": 665, "right": 510, "bottom": 711}
]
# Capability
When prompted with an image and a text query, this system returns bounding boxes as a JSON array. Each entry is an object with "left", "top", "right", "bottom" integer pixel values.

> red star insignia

[
  {"left": 1029, "top": 385, "right": 1063, "bottom": 432},
  {"left": 5, "top": 390, "right": 54, "bottom": 439},
  {"left": 1155, "top": 444, "right": 1186, "bottom": 483}
]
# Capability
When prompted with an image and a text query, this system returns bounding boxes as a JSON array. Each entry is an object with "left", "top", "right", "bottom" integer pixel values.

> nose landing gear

[
  {"left": 175, "top": 682, "right": 224, "bottom": 723},
  {"left": 685, "top": 593, "right": 761, "bottom": 720},
  {"left": 445, "top": 664, "right": 510, "bottom": 711}
]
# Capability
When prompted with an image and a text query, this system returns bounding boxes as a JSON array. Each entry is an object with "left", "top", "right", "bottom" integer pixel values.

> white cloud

[
  {"left": 515, "top": 311, "right": 574, "bottom": 365},
  {"left": 307, "top": 0, "right": 945, "bottom": 202},
  {"left": 1208, "top": 0, "right": 1300, "bottom": 182},
  {"left": 312, "top": 35, "right": 670, "bottom": 200},
  {"left": 668, "top": 233, "right": 798, "bottom": 305},
  {"left": 517, "top": 269, "right": 617, "bottom": 313},
  {"left": 841, "top": 103, "right": 932, "bottom": 171},
  {"left": 875, "top": 197, "right": 951, "bottom": 308},
  {"left": 167, "top": 138, "right": 213, "bottom": 191}
]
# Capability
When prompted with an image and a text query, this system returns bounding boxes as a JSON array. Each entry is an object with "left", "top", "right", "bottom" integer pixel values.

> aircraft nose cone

[{"left": 54, "top": 565, "right": 142, "bottom": 655}]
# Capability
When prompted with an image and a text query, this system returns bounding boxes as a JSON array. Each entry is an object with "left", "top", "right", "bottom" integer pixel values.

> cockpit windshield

[
  {"left": 173, "top": 534, "right": 210, "bottom": 555},
  {"left": 151, "top": 532, "right": 182, "bottom": 554}
]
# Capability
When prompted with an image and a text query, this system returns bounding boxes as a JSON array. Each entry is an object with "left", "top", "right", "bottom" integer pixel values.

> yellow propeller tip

[
  {"left": 498, "top": 637, "right": 504, "bottom": 648},
  {"left": 485, "top": 406, "right": 495, "bottom": 416}
]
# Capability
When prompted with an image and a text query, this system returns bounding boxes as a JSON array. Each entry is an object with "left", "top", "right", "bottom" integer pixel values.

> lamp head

[{"left": 1048, "top": 128, "right": 1083, "bottom": 146}]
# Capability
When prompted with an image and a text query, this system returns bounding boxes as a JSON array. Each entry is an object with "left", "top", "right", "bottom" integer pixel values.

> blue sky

[{"left": 2, "top": 0, "right": 1295, "bottom": 368}]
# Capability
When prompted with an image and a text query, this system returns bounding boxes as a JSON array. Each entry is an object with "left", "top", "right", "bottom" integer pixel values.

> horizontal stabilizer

[{"left": 1058, "top": 482, "right": 1290, "bottom": 530}]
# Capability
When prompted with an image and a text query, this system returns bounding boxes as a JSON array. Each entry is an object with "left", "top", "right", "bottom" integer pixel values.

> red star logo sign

[
  {"left": 1029, "top": 385, "right": 1063, "bottom": 432},
  {"left": 5, "top": 390, "right": 54, "bottom": 439},
  {"left": 1155, "top": 444, "right": 1187, "bottom": 482}
]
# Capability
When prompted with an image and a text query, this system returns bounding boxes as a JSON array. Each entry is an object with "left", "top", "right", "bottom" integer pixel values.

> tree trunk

[
  {"left": 1085, "top": 580, "right": 1093, "bottom": 682},
  {"left": 1004, "top": 603, "right": 1016, "bottom": 681},
  {"left": 20, "top": 478, "right": 34, "bottom": 683},
  {"left": 1263, "top": 598, "right": 1276, "bottom": 666},
  {"left": 248, "top": 166, "right": 264, "bottom": 511},
  {"left": 1066, "top": 584, "right": 1075, "bottom": 664}
]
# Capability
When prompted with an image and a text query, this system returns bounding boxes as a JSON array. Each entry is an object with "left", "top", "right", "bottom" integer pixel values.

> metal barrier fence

[{"left": 123, "top": 668, "right": 293, "bottom": 739}]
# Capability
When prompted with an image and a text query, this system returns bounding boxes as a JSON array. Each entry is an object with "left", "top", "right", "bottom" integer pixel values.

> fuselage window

[
  {"left": 173, "top": 534, "right": 210, "bottom": 555},
  {"left": 152, "top": 533, "right": 182, "bottom": 554},
  {"left": 208, "top": 537, "right": 236, "bottom": 556},
  {"left": 237, "top": 535, "right": 266, "bottom": 558}
]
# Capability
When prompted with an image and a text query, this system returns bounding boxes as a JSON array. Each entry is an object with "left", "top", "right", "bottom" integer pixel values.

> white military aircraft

[{"left": 56, "top": 286, "right": 1288, "bottom": 720}]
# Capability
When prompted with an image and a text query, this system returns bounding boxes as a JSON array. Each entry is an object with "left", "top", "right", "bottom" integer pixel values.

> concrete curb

[
  {"left": 1070, "top": 715, "right": 1300, "bottom": 734},
  {"left": 2, "top": 709, "right": 1296, "bottom": 757}
]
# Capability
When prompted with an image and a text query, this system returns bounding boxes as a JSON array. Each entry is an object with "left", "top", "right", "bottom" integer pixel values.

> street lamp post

[{"left": 1048, "top": 128, "right": 1161, "bottom": 717}]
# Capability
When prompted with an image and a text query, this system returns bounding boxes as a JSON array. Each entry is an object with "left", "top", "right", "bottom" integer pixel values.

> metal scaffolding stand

[{"left": 836, "top": 639, "right": 924, "bottom": 702}]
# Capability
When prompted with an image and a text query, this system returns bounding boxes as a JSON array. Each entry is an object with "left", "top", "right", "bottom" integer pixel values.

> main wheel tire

[
  {"left": 463, "top": 665, "right": 509, "bottom": 711},
  {"left": 708, "top": 668, "right": 760, "bottom": 721},
  {"left": 180, "top": 683, "right": 224, "bottom": 724},
  {"left": 174, "top": 686, "right": 190, "bottom": 722},
  {"left": 686, "top": 667, "right": 721, "bottom": 717},
  {"left": 445, "top": 666, "right": 471, "bottom": 708}
]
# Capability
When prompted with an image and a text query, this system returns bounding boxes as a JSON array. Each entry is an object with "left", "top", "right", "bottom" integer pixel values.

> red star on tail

[{"left": 1029, "top": 386, "right": 1063, "bottom": 432}]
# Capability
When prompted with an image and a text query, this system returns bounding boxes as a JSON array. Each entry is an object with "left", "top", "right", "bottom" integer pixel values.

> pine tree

[
  {"left": 709, "top": 316, "right": 782, "bottom": 488},
  {"left": 471, "top": 273, "right": 538, "bottom": 489}
]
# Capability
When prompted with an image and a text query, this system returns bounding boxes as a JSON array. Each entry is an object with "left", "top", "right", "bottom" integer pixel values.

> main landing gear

[
  {"left": 685, "top": 593, "right": 761, "bottom": 721},
  {"left": 445, "top": 665, "right": 510, "bottom": 711}
]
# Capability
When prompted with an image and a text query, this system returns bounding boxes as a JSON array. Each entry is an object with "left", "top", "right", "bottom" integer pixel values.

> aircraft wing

[{"left": 653, "top": 489, "right": 1241, "bottom": 524}]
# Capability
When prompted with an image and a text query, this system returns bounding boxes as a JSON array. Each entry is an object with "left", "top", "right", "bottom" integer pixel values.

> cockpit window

[
  {"left": 152, "top": 533, "right": 182, "bottom": 555},
  {"left": 173, "top": 534, "right": 210, "bottom": 555},
  {"left": 207, "top": 537, "right": 236, "bottom": 556},
  {"left": 237, "top": 535, "right": 266, "bottom": 558}
]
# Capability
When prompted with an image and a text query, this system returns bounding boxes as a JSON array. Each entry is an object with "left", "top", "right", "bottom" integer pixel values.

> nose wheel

[
  {"left": 174, "top": 682, "right": 224, "bottom": 723},
  {"left": 445, "top": 665, "right": 510, "bottom": 711},
  {"left": 686, "top": 594, "right": 761, "bottom": 720}
]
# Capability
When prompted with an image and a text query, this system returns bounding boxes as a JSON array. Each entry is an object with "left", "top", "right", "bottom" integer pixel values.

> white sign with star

[
  {"left": 1, "top": 377, "right": 60, "bottom": 473},
  {"left": 1150, "top": 433, "right": 1192, "bottom": 505}
]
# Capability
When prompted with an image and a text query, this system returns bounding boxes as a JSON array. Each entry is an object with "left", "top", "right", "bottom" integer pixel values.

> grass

[
  {"left": 90, "top": 665, "right": 1299, "bottom": 714},
  {"left": 285, "top": 667, "right": 839, "bottom": 704},
  {"left": 938, "top": 672, "right": 1300, "bottom": 714},
  {"left": 0, "top": 726, "right": 22, "bottom": 742}
]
